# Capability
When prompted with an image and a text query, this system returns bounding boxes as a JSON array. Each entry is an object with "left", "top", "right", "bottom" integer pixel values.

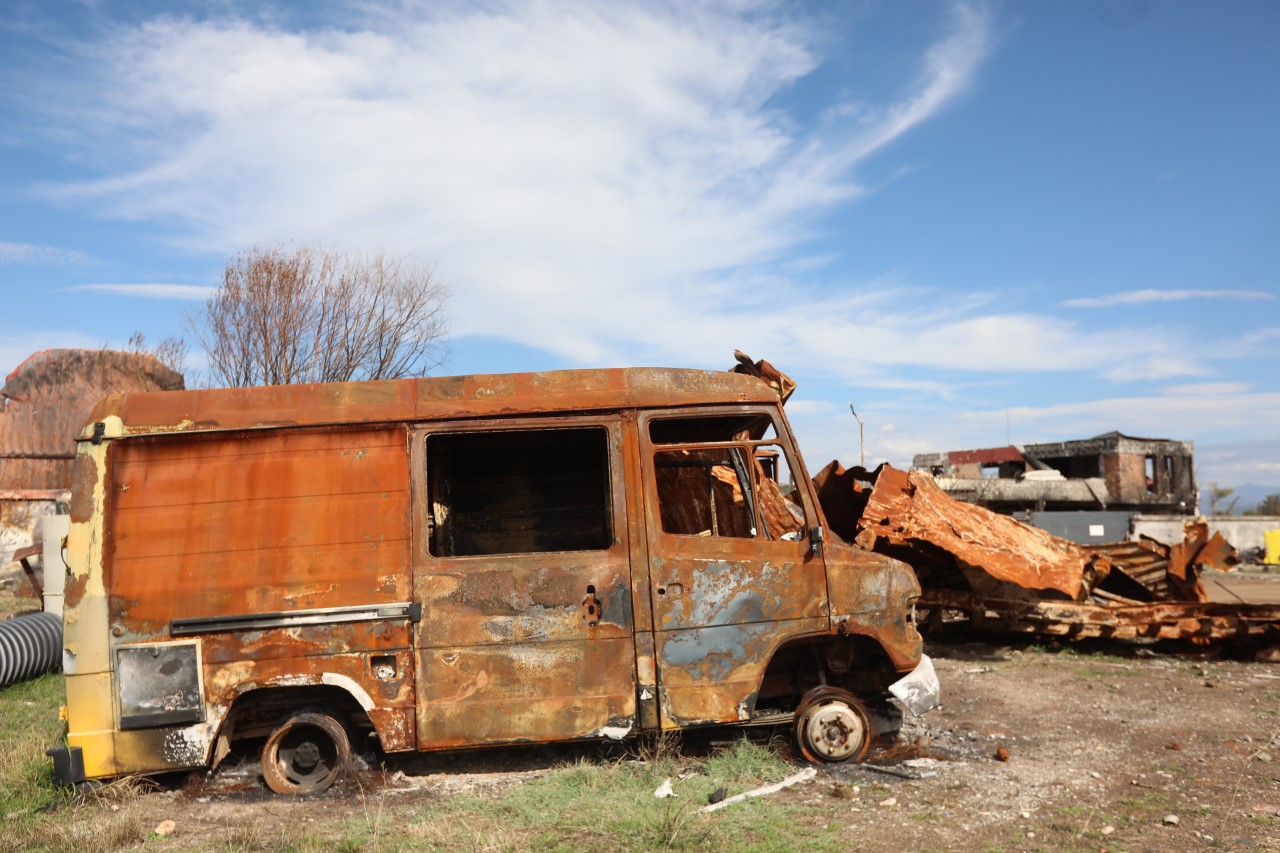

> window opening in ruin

[
  {"left": 1144, "top": 456, "right": 1156, "bottom": 494},
  {"left": 427, "top": 427, "right": 612, "bottom": 557}
]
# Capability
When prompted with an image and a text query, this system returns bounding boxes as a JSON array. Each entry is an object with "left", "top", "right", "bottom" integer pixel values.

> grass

[
  {"left": 209, "top": 736, "right": 843, "bottom": 853},
  {"left": 0, "top": 673, "right": 69, "bottom": 820},
  {"left": 386, "top": 737, "right": 824, "bottom": 852}
]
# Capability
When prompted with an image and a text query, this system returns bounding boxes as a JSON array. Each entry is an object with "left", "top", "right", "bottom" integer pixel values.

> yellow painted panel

[{"left": 1264, "top": 529, "right": 1280, "bottom": 565}]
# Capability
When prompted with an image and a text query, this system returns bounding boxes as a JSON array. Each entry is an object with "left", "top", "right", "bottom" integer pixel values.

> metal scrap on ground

[{"left": 809, "top": 460, "right": 1279, "bottom": 655}]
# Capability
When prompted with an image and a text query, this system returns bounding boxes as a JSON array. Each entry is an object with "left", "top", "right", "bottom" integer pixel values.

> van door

[
  {"left": 640, "top": 408, "right": 828, "bottom": 727},
  {"left": 411, "top": 416, "right": 638, "bottom": 747}
]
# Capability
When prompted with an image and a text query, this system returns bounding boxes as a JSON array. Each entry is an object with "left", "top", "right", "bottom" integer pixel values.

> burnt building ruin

[{"left": 912, "top": 432, "right": 1197, "bottom": 516}]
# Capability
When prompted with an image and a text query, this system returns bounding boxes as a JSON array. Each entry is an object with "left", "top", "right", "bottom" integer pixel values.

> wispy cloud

[
  {"left": 0, "top": 241, "right": 91, "bottom": 265},
  {"left": 68, "top": 283, "right": 215, "bottom": 300},
  {"left": 35, "top": 1, "right": 1000, "bottom": 371},
  {"left": 1061, "top": 289, "right": 1274, "bottom": 309},
  {"left": 1158, "top": 382, "right": 1253, "bottom": 396}
]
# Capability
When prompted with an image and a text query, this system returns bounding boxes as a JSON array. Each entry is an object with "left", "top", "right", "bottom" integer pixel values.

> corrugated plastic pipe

[{"left": 0, "top": 611, "right": 62, "bottom": 687}]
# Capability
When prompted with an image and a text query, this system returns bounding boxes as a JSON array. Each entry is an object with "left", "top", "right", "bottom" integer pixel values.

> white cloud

[
  {"left": 0, "top": 241, "right": 91, "bottom": 265},
  {"left": 1158, "top": 382, "right": 1253, "bottom": 396},
  {"left": 68, "top": 283, "right": 216, "bottom": 299},
  {"left": 28, "top": 2, "right": 1240, "bottom": 388},
  {"left": 1061, "top": 289, "right": 1274, "bottom": 309},
  {"left": 39, "top": 1, "right": 1004, "bottom": 369}
]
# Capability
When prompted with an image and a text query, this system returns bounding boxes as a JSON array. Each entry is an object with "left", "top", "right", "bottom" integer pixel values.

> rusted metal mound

[
  {"left": 813, "top": 460, "right": 1278, "bottom": 655},
  {"left": 1, "top": 348, "right": 183, "bottom": 494}
]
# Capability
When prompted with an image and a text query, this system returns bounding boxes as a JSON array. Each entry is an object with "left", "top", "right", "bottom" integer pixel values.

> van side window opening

[
  {"left": 428, "top": 427, "right": 612, "bottom": 557},
  {"left": 650, "top": 415, "right": 805, "bottom": 540}
]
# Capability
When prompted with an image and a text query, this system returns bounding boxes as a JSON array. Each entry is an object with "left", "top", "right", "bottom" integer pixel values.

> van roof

[{"left": 82, "top": 367, "right": 778, "bottom": 440}]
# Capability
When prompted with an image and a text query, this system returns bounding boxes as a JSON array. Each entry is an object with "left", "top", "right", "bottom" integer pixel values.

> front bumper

[{"left": 888, "top": 654, "right": 940, "bottom": 716}]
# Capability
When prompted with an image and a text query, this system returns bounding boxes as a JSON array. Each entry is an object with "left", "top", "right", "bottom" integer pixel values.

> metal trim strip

[{"left": 170, "top": 602, "right": 421, "bottom": 636}]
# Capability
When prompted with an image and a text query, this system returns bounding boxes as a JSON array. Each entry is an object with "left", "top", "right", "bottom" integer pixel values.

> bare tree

[
  {"left": 1207, "top": 482, "right": 1239, "bottom": 516},
  {"left": 124, "top": 331, "right": 190, "bottom": 377},
  {"left": 191, "top": 245, "right": 448, "bottom": 388}
]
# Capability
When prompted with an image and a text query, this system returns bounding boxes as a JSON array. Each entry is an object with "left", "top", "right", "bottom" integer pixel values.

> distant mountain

[{"left": 1201, "top": 483, "right": 1280, "bottom": 514}]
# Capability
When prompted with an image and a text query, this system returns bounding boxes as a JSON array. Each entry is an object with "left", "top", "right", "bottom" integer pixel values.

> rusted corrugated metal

[
  {"left": 811, "top": 458, "right": 1276, "bottom": 651},
  {"left": 820, "top": 462, "right": 1111, "bottom": 601}
]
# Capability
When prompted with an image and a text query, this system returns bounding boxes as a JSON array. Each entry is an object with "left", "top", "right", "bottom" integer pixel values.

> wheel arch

[
  {"left": 756, "top": 631, "right": 903, "bottom": 715},
  {"left": 212, "top": 680, "right": 378, "bottom": 767}
]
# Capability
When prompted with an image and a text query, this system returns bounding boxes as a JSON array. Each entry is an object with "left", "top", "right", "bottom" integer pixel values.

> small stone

[
  {"left": 154, "top": 820, "right": 176, "bottom": 838},
  {"left": 995, "top": 747, "right": 1010, "bottom": 762},
  {"left": 1255, "top": 752, "right": 1272, "bottom": 762},
  {"left": 1165, "top": 741, "right": 1183, "bottom": 750},
  {"left": 851, "top": 786, "right": 860, "bottom": 794},
  {"left": 1090, "top": 771, "right": 1101, "bottom": 779},
  {"left": 880, "top": 797, "right": 898, "bottom": 807},
  {"left": 1027, "top": 831, "right": 1036, "bottom": 839},
  {"left": 1162, "top": 814, "right": 1179, "bottom": 826},
  {"left": 1101, "top": 825, "right": 1116, "bottom": 835},
  {"left": 1020, "top": 810, "right": 1031, "bottom": 819}
]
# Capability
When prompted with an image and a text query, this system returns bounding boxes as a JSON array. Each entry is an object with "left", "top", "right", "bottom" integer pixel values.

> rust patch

[{"left": 68, "top": 453, "right": 97, "bottom": 523}]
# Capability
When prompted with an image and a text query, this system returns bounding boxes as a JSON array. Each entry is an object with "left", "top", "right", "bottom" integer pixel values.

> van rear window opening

[{"left": 427, "top": 427, "right": 612, "bottom": 557}]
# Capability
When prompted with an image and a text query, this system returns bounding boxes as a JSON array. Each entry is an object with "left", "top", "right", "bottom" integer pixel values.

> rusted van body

[{"left": 51, "top": 368, "right": 933, "bottom": 793}]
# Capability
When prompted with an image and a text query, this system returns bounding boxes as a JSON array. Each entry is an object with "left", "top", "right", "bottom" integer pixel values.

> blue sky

[{"left": 1, "top": 1, "right": 1277, "bottom": 492}]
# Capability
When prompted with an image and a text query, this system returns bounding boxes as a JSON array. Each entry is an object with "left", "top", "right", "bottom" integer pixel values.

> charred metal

[{"left": 53, "top": 362, "right": 937, "bottom": 794}]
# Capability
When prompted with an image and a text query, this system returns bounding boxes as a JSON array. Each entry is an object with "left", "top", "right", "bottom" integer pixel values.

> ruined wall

[{"left": 1105, "top": 453, "right": 1148, "bottom": 504}]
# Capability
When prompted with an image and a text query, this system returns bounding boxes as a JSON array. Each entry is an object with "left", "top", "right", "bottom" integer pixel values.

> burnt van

[{"left": 49, "top": 368, "right": 937, "bottom": 794}]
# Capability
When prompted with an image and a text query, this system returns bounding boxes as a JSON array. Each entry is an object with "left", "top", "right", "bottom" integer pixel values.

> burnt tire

[
  {"left": 793, "top": 687, "right": 871, "bottom": 764},
  {"left": 261, "top": 710, "right": 351, "bottom": 795}
]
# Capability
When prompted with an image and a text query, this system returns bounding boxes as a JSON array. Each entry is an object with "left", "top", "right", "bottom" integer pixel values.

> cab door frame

[{"left": 637, "top": 405, "right": 830, "bottom": 728}]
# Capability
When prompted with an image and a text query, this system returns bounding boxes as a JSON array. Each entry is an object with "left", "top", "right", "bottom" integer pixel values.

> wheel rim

[
  {"left": 795, "top": 690, "right": 870, "bottom": 763},
  {"left": 262, "top": 713, "right": 349, "bottom": 795}
]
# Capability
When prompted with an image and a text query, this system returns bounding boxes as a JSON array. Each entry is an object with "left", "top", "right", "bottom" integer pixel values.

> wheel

[
  {"left": 793, "top": 687, "right": 871, "bottom": 763},
  {"left": 261, "top": 710, "right": 351, "bottom": 795}
]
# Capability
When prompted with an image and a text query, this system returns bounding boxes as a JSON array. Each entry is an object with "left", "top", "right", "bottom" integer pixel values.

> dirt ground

[{"left": 83, "top": 638, "right": 1276, "bottom": 852}]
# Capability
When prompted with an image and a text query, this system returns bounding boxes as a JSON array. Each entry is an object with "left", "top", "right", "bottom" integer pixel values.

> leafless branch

[{"left": 190, "top": 245, "right": 449, "bottom": 388}]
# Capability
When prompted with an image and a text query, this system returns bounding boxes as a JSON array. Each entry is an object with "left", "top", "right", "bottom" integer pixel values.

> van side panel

[
  {"left": 101, "top": 426, "right": 417, "bottom": 772},
  {"left": 107, "top": 428, "right": 411, "bottom": 625}
]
